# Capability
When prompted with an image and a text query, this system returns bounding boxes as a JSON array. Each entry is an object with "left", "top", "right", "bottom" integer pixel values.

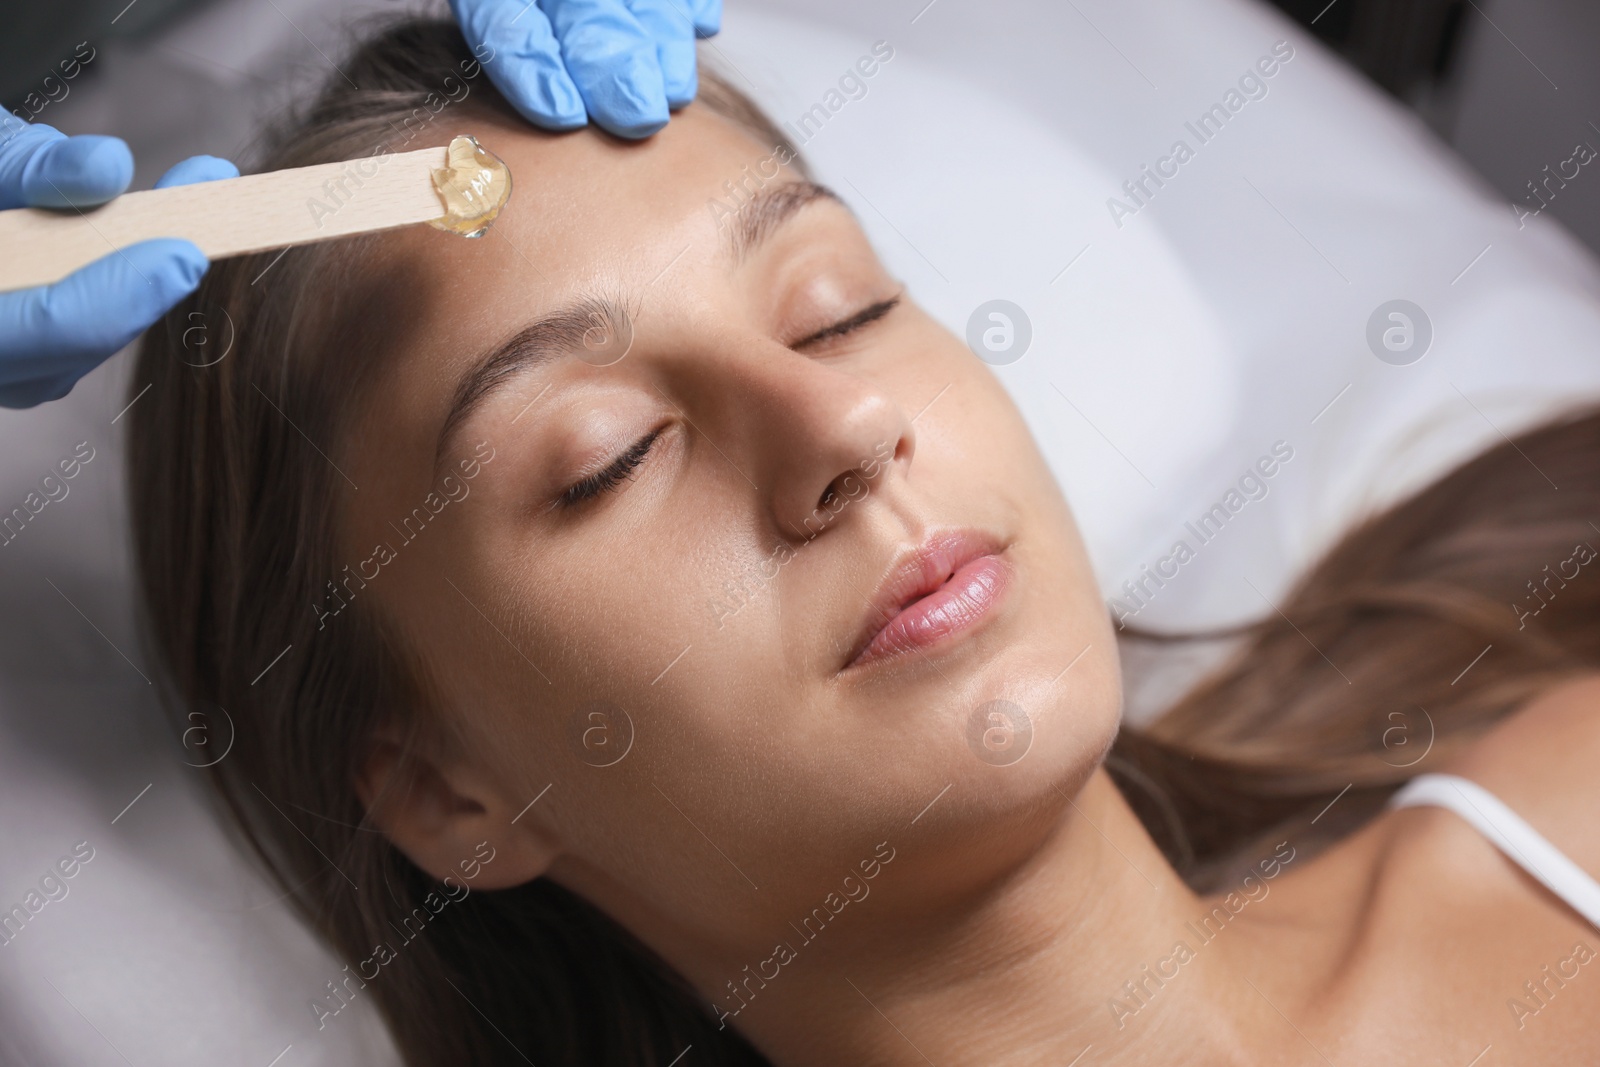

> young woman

[{"left": 128, "top": 17, "right": 1600, "bottom": 1067}]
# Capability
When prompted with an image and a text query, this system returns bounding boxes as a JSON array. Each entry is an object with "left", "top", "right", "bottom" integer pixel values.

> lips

[{"left": 844, "top": 529, "right": 1012, "bottom": 671}]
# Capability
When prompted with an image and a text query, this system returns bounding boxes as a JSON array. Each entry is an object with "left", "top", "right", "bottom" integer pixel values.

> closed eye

[
  {"left": 789, "top": 295, "right": 901, "bottom": 351},
  {"left": 550, "top": 297, "right": 897, "bottom": 510},
  {"left": 554, "top": 428, "right": 662, "bottom": 509}
]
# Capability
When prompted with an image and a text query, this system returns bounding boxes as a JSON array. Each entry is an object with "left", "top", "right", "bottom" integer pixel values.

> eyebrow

[
  {"left": 435, "top": 296, "right": 631, "bottom": 470},
  {"left": 434, "top": 180, "right": 845, "bottom": 468},
  {"left": 728, "top": 180, "right": 844, "bottom": 260}
]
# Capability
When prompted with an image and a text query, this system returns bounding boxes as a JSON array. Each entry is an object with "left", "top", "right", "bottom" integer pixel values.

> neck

[{"left": 716, "top": 769, "right": 1319, "bottom": 1066}]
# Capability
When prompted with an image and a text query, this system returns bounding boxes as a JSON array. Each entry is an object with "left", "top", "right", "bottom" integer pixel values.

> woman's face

[{"left": 340, "top": 103, "right": 1120, "bottom": 965}]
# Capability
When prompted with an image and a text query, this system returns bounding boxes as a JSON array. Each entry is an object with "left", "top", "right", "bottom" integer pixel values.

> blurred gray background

[{"left": 1269, "top": 0, "right": 1600, "bottom": 254}]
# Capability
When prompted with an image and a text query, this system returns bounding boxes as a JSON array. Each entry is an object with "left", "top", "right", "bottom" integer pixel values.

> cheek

[
  {"left": 441, "top": 492, "right": 771, "bottom": 759},
  {"left": 445, "top": 537, "right": 817, "bottom": 889},
  {"left": 894, "top": 322, "right": 1050, "bottom": 489}
]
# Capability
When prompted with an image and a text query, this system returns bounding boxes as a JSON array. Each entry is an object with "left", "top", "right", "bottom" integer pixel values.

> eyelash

[
  {"left": 555, "top": 298, "right": 898, "bottom": 509},
  {"left": 557, "top": 427, "right": 662, "bottom": 508},
  {"left": 791, "top": 295, "right": 901, "bottom": 350}
]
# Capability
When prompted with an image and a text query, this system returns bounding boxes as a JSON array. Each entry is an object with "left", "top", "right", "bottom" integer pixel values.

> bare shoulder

[{"left": 1444, "top": 672, "right": 1600, "bottom": 872}]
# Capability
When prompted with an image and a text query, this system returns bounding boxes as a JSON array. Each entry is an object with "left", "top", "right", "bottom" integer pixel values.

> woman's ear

[{"left": 356, "top": 736, "right": 558, "bottom": 890}]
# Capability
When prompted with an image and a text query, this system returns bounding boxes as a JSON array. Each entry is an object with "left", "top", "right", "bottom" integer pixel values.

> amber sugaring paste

[{"left": 428, "top": 135, "right": 511, "bottom": 237}]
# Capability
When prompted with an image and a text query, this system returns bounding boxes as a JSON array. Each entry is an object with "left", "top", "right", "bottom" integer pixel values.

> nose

[{"left": 716, "top": 341, "right": 915, "bottom": 543}]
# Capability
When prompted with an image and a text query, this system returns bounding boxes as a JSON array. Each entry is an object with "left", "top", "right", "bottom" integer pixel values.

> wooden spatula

[{"left": 0, "top": 136, "right": 510, "bottom": 293}]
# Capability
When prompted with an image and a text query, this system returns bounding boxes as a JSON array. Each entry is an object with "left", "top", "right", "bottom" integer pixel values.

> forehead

[{"left": 386, "top": 103, "right": 784, "bottom": 304}]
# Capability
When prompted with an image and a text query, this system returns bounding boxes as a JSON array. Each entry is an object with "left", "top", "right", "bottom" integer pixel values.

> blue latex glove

[
  {"left": 0, "top": 120, "right": 238, "bottom": 408},
  {"left": 452, "top": 0, "right": 722, "bottom": 139}
]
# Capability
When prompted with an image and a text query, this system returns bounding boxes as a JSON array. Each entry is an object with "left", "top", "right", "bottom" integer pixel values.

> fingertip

[
  {"left": 0, "top": 237, "right": 210, "bottom": 401},
  {"left": 464, "top": 2, "right": 590, "bottom": 131},
  {"left": 139, "top": 238, "right": 211, "bottom": 292},
  {"left": 154, "top": 154, "right": 240, "bottom": 189},
  {"left": 692, "top": 0, "right": 722, "bottom": 36},
  {"left": 25, "top": 134, "right": 134, "bottom": 207},
  {"left": 503, "top": 64, "right": 589, "bottom": 131},
  {"left": 0, "top": 374, "right": 79, "bottom": 410},
  {"left": 523, "top": 109, "right": 590, "bottom": 133},
  {"left": 663, "top": 64, "right": 698, "bottom": 110},
  {"left": 580, "top": 59, "right": 670, "bottom": 139},
  {"left": 89, "top": 238, "right": 210, "bottom": 315},
  {"left": 599, "top": 113, "right": 669, "bottom": 139},
  {"left": 81, "top": 240, "right": 207, "bottom": 345},
  {"left": 655, "top": 37, "right": 698, "bottom": 108}
]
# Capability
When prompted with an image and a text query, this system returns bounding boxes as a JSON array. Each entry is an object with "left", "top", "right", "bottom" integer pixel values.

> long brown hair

[
  {"left": 1111, "top": 408, "right": 1600, "bottom": 889},
  {"left": 126, "top": 15, "right": 1600, "bottom": 1065}
]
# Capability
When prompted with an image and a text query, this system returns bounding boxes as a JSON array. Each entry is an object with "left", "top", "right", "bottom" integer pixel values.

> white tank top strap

[{"left": 1389, "top": 772, "right": 1600, "bottom": 932}]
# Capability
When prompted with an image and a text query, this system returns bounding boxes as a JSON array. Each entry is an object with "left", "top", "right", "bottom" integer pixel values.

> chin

[
  {"left": 965, "top": 653, "right": 1118, "bottom": 787},
  {"left": 891, "top": 624, "right": 1122, "bottom": 828},
  {"left": 883, "top": 664, "right": 1119, "bottom": 904}
]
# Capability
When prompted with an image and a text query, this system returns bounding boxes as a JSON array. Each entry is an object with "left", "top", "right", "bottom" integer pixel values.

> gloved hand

[
  {"left": 0, "top": 120, "right": 237, "bottom": 408},
  {"left": 451, "top": 0, "right": 722, "bottom": 139}
]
